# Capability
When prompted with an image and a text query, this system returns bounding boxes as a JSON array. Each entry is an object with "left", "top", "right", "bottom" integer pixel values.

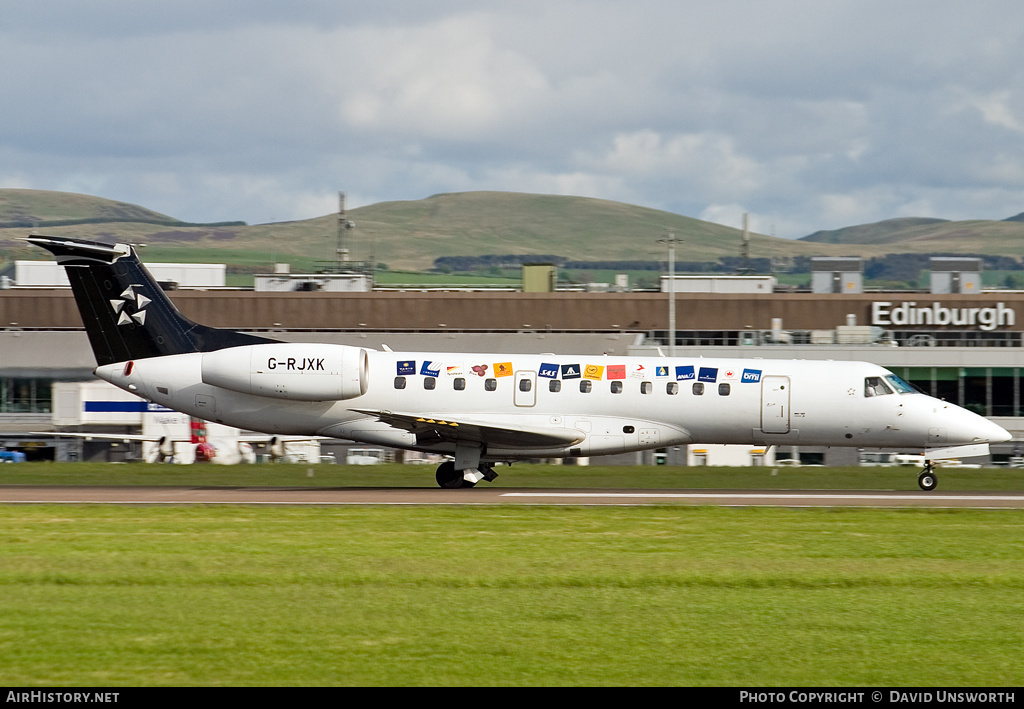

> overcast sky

[{"left": 2, "top": 1, "right": 1023, "bottom": 237}]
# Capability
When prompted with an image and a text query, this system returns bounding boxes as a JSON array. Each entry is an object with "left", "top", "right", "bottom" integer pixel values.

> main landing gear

[
  {"left": 917, "top": 461, "right": 938, "bottom": 491},
  {"left": 435, "top": 461, "right": 499, "bottom": 489}
]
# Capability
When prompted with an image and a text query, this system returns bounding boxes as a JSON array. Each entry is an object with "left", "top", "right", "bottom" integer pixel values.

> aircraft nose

[{"left": 958, "top": 409, "right": 1012, "bottom": 444}]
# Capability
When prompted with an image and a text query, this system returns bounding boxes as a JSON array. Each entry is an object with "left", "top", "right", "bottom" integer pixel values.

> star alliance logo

[{"left": 111, "top": 285, "right": 150, "bottom": 326}]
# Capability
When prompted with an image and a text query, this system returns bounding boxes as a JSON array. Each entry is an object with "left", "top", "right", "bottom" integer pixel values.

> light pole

[{"left": 658, "top": 232, "right": 682, "bottom": 356}]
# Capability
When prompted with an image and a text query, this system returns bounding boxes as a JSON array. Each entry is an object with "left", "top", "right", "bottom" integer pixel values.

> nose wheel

[{"left": 918, "top": 462, "right": 938, "bottom": 491}]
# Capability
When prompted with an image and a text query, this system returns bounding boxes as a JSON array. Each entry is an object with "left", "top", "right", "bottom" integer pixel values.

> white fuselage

[{"left": 93, "top": 343, "right": 1010, "bottom": 462}]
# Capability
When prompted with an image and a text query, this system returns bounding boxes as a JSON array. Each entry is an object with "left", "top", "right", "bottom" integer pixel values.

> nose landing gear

[{"left": 918, "top": 461, "right": 938, "bottom": 491}]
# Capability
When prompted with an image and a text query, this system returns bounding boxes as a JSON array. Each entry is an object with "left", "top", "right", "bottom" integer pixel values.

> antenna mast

[{"left": 336, "top": 191, "right": 354, "bottom": 269}]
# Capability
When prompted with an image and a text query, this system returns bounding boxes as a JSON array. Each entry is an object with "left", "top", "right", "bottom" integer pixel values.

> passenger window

[
  {"left": 692, "top": 382, "right": 704, "bottom": 396},
  {"left": 519, "top": 379, "right": 532, "bottom": 392},
  {"left": 610, "top": 381, "right": 623, "bottom": 394},
  {"left": 485, "top": 378, "right": 497, "bottom": 392},
  {"left": 549, "top": 380, "right": 561, "bottom": 393},
  {"left": 453, "top": 377, "right": 466, "bottom": 391},
  {"left": 423, "top": 377, "right": 436, "bottom": 390},
  {"left": 719, "top": 383, "right": 730, "bottom": 396},
  {"left": 641, "top": 381, "right": 652, "bottom": 394},
  {"left": 667, "top": 382, "right": 678, "bottom": 395},
  {"left": 394, "top": 376, "right": 406, "bottom": 389},
  {"left": 864, "top": 377, "right": 893, "bottom": 397},
  {"left": 580, "top": 380, "right": 592, "bottom": 393}
]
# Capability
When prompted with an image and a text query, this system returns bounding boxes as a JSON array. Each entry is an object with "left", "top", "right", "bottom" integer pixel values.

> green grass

[
  {"left": 0, "top": 504, "right": 1022, "bottom": 686},
  {"left": 3, "top": 462, "right": 1024, "bottom": 491}
]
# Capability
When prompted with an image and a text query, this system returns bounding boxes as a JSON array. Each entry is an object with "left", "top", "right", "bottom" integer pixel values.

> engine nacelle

[{"left": 201, "top": 343, "right": 369, "bottom": 401}]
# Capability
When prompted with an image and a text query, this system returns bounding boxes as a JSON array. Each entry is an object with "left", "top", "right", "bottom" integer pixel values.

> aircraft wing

[
  {"left": 349, "top": 409, "right": 585, "bottom": 449},
  {"left": 31, "top": 431, "right": 162, "bottom": 442}
]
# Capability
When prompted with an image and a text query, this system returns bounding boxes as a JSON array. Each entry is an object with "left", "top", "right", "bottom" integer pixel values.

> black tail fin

[{"left": 29, "top": 234, "right": 276, "bottom": 366}]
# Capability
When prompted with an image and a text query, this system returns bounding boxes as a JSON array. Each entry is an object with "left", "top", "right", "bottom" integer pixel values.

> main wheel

[
  {"left": 435, "top": 461, "right": 475, "bottom": 489},
  {"left": 918, "top": 469, "right": 938, "bottom": 491}
]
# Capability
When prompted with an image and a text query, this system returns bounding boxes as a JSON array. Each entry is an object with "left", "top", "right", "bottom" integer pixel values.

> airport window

[
  {"left": 622, "top": 425, "right": 635, "bottom": 434},
  {"left": 864, "top": 377, "right": 893, "bottom": 397},
  {"left": 718, "top": 383, "right": 731, "bottom": 396},
  {"left": 549, "top": 380, "right": 561, "bottom": 393},
  {"left": 485, "top": 378, "right": 497, "bottom": 392},
  {"left": 580, "top": 380, "right": 592, "bottom": 393},
  {"left": 666, "top": 382, "right": 679, "bottom": 395},
  {"left": 0, "top": 377, "right": 52, "bottom": 414},
  {"left": 610, "top": 381, "right": 623, "bottom": 394},
  {"left": 519, "top": 379, "right": 532, "bottom": 392},
  {"left": 641, "top": 381, "right": 652, "bottom": 394},
  {"left": 423, "top": 377, "right": 436, "bottom": 390},
  {"left": 394, "top": 376, "right": 406, "bottom": 389},
  {"left": 692, "top": 382, "right": 704, "bottom": 396},
  {"left": 453, "top": 377, "right": 466, "bottom": 391}
]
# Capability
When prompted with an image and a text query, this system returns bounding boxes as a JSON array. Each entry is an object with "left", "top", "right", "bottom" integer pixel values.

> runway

[{"left": 3, "top": 486, "right": 1024, "bottom": 508}]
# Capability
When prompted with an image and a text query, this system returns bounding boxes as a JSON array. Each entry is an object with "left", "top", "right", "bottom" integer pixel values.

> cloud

[{"left": 2, "top": 1, "right": 1024, "bottom": 234}]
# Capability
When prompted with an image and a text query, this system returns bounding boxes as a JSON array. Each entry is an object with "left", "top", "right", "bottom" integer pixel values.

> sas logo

[
  {"left": 741, "top": 368, "right": 762, "bottom": 383},
  {"left": 539, "top": 363, "right": 559, "bottom": 379},
  {"left": 112, "top": 285, "right": 150, "bottom": 327}
]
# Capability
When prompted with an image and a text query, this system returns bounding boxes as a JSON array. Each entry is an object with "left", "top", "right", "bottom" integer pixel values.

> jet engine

[{"left": 201, "top": 343, "right": 369, "bottom": 401}]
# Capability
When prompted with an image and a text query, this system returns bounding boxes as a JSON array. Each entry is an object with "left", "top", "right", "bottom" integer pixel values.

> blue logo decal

[
  {"left": 698, "top": 367, "right": 718, "bottom": 383},
  {"left": 675, "top": 365, "right": 695, "bottom": 381},
  {"left": 561, "top": 364, "right": 581, "bottom": 379},
  {"left": 741, "top": 368, "right": 762, "bottom": 383},
  {"left": 420, "top": 361, "right": 441, "bottom": 377},
  {"left": 539, "top": 363, "right": 559, "bottom": 378},
  {"left": 397, "top": 360, "right": 416, "bottom": 376},
  {"left": 655, "top": 365, "right": 669, "bottom": 377}
]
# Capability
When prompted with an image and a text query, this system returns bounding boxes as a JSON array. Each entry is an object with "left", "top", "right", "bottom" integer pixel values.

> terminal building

[{"left": 2, "top": 256, "right": 1022, "bottom": 466}]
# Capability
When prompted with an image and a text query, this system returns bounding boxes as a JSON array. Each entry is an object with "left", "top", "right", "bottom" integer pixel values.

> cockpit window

[
  {"left": 884, "top": 374, "right": 917, "bottom": 394},
  {"left": 864, "top": 376, "right": 894, "bottom": 397}
]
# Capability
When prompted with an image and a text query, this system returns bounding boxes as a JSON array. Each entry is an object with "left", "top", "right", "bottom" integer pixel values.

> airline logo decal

[
  {"left": 471, "top": 364, "right": 489, "bottom": 377},
  {"left": 675, "top": 365, "right": 695, "bottom": 381},
  {"left": 606, "top": 364, "right": 626, "bottom": 380},
  {"left": 112, "top": 285, "right": 150, "bottom": 327},
  {"left": 721, "top": 368, "right": 739, "bottom": 381},
  {"left": 445, "top": 364, "right": 464, "bottom": 376},
  {"left": 741, "top": 368, "right": 763, "bottom": 383},
  {"left": 583, "top": 364, "right": 604, "bottom": 380},
  {"left": 698, "top": 367, "right": 718, "bottom": 383},
  {"left": 539, "top": 363, "right": 559, "bottom": 378},
  {"left": 655, "top": 366, "right": 669, "bottom": 377},
  {"left": 630, "top": 364, "right": 647, "bottom": 379},
  {"left": 420, "top": 361, "right": 441, "bottom": 377},
  {"left": 494, "top": 362, "right": 514, "bottom": 377},
  {"left": 396, "top": 361, "right": 416, "bottom": 375},
  {"left": 561, "top": 364, "right": 581, "bottom": 379}
]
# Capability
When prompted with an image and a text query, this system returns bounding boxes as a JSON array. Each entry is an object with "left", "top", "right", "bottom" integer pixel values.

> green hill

[
  {"left": 3, "top": 188, "right": 1024, "bottom": 272},
  {"left": 0, "top": 188, "right": 177, "bottom": 227},
  {"left": 800, "top": 217, "right": 951, "bottom": 244},
  {"left": 0, "top": 189, "right": 829, "bottom": 271}
]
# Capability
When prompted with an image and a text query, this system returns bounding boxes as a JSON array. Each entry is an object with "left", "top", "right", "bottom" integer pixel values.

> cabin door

[
  {"left": 761, "top": 375, "right": 791, "bottom": 434},
  {"left": 514, "top": 370, "right": 537, "bottom": 407}
]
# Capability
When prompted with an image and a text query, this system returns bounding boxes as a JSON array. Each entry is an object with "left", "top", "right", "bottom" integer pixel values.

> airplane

[
  {"left": 35, "top": 415, "right": 321, "bottom": 464},
  {"left": 29, "top": 234, "right": 1012, "bottom": 490}
]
